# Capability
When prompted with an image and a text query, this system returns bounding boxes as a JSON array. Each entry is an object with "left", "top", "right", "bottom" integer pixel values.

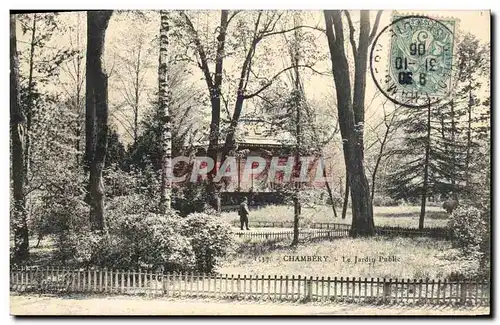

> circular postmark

[{"left": 370, "top": 15, "right": 456, "bottom": 108}]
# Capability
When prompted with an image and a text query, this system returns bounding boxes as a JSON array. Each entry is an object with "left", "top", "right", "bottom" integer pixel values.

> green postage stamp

[{"left": 371, "top": 15, "right": 456, "bottom": 107}]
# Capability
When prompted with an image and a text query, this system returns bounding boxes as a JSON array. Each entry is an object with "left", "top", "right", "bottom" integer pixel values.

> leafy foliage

[
  {"left": 385, "top": 103, "right": 467, "bottom": 201},
  {"left": 74, "top": 211, "right": 196, "bottom": 272},
  {"left": 183, "top": 213, "right": 235, "bottom": 273},
  {"left": 172, "top": 181, "right": 212, "bottom": 217},
  {"left": 448, "top": 205, "right": 490, "bottom": 279},
  {"left": 386, "top": 34, "right": 490, "bottom": 203}
]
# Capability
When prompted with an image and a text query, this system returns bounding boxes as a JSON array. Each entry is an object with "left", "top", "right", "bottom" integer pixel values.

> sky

[{"left": 14, "top": 10, "right": 491, "bottom": 146}]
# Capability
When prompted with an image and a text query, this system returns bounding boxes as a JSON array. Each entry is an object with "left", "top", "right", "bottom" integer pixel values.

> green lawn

[
  {"left": 219, "top": 236, "right": 471, "bottom": 280},
  {"left": 220, "top": 205, "right": 448, "bottom": 228}
]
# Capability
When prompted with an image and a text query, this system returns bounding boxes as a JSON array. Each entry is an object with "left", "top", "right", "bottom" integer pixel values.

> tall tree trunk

[
  {"left": 324, "top": 10, "right": 375, "bottom": 236},
  {"left": 341, "top": 169, "right": 349, "bottom": 219},
  {"left": 419, "top": 101, "right": 432, "bottom": 230},
  {"left": 349, "top": 10, "right": 375, "bottom": 234},
  {"left": 465, "top": 85, "right": 473, "bottom": 192},
  {"left": 86, "top": 10, "right": 112, "bottom": 230},
  {"left": 370, "top": 117, "right": 392, "bottom": 202},
  {"left": 158, "top": 10, "right": 172, "bottom": 213},
  {"left": 370, "top": 152, "right": 382, "bottom": 202},
  {"left": 200, "top": 10, "right": 228, "bottom": 212},
  {"left": 291, "top": 90, "right": 301, "bottom": 246},
  {"left": 133, "top": 46, "right": 141, "bottom": 146},
  {"left": 323, "top": 162, "right": 338, "bottom": 218},
  {"left": 220, "top": 94, "right": 244, "bottom": 165},
  {"left": 75, "top": 13, "right": 83, "bottom": 165},
  {"left": 11, "top": 14, "right": 29, "bottom": 261},
  {"left": 450, "top": 99, "right": 457, "bottom": 200},
  {"left": 291, "top": 14, "right": 302, "bottom": 246},
  {"left": 24, "top": 14, "right": 37, "bottom": 186}
]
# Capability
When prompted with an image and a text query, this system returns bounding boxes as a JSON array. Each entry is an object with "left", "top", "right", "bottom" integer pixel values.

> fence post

[
  {"left": 243, "top": 275, "right": 247, "bottom": 299},
  {"left": 230, "top": 274, "right": 234, "bottom": 297},
  {"left": 376, "top": 278, "right": 380, "bottom": 302},
  {"left": 297, "top": 275, "right": 301, "bottom": 300},
  {"left": 87, "top": 268, "right": 91, "bottom": 293},
  {"left": 307, "top": 276, "right": 313, "bottom": 301},
  {"left": 460, "top": 280, "right": 467, "bottom": 305},
  {"left": 418, "top": 279, "right": 423, "bottom": 302},
  {"left": 202, "top": 273, "right": 206, "bottom": 297},
  {"left": 352, "top": 277, "right": 356, "bottom": 301},
  {"left": 93, "top": 269, "right": 97, "bottom": 292},
  {"left": 483, "top": 280, "right": 489, "bottom": 306},
  {"left": 28, "top": 267, "right": 33, "bottom": 292},
  {"left": 285, "top": 275, "right": 289, "bottom": 299},
  {"left": 474, "top": 279, "right": 479, "bottom": 305},
  {"left": 436, "top": 279, "right": 441, "bottom": 304},
  {"left": 279, "top": 275, "right": 283, "bottom": 299},
  {"left": 425, "top": 278, "right": 429, "bottom": 304},
  {"left": 191, "top": 272, "right": 195, "bottom": 296},
  {"left": 327, "top": 276, "right": 331, "bottom": 300},
  {"left": 232, "top": 274, "right": 239, "bottom": 299},
  {"left": 98, "top": 269, "right": 102, "bottom": 292},
  {"left": 430, "top": 279, "right": 435, "bottom": 304},
  {"left": 248, "top": 274, "right": 252, "bottom": 298},
  {"left": 177, "top": 272, "right": 182, "bottom": 297},
  {"left": 274, "top": 275, "right": 278, "bottom": 300}
]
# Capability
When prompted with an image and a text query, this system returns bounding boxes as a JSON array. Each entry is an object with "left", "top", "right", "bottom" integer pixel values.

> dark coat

[
  {"left": 442, "top": 199, "right": 459, "bottom": 214},
  {"left": 239, "top": 202, "right": 250, "bottom": 218}
]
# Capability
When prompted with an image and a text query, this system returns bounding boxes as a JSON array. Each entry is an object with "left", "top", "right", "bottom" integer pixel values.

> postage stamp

[{"left": 370, "top": 15, "right": 456, "bottom": 107}]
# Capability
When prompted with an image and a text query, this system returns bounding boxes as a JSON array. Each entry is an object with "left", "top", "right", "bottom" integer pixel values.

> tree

[
  {"left": 85, "top": 10, "right": 113, "bottom": 230},
  {"left": 289, "top": 13, "right": 303, "bottom": 246},
  {"left": 386, "top": 100, "right": 467, "bottom": 228},
  {"left": 12, "top": 13, "right": 84, "bottom": 250},
  {"left": 59, "top": 12, "right": 85, "bottom": 165},
  {"left": 11, "top": 14, "right": 30, "bottom": 262},
  {"left": 125, "top": 51, "right": 205, "bottom": 173},
  {"left": 364, "top": 99, "right": 401, "bottom": 202},
  {"left": 178, "top": 11, "right": 320, "bottom": 210},
  {"left": 323, "top": 10, "right": 382, "bottom": 236},
  {"left": 386, "top": 34, "right": 489, "bottom": 229},
  {"left": 109, "top": 12, "right": 156, "bottom": 146},
  {"left": 177, "top": 10, "right": 230, "bottom": 209},
  {"left": 158, "top": 10, "right": 172, "bottom": 212},
  {"left": 455, "top": 33, "right": 489, "bottom": 194}
]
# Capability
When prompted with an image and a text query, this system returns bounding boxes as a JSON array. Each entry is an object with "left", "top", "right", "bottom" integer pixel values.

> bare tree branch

[
  {"left": 227, "top": 10, "right": 241, "bottom": 25},
  {"left": 243, "top": 64, "right": 325, "bottom": 99},
  {"left": 368, "top": 10, "right": 383, "bottom": 45},
  {"left": 344, "top": 11, "right": 358, "bottom": 58},
  {"left": 180, "top": 11, "right": 214, "bottom": 90}
]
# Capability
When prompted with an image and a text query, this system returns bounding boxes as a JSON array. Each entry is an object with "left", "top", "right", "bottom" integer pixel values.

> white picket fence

[
  {"left": 10, "top": 266, "right": 489, "bottom": 306},
  {"left": 232, "top": 228, "right": 350, "bottom": 240}
]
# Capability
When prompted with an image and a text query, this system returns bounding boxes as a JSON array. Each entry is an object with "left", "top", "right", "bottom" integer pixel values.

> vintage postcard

[{"left": 9, "top": 9, "right": 491, "bottom": 316}]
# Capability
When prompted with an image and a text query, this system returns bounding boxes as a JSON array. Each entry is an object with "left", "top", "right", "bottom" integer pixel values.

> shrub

[
  {"left": 299, "top": 188, "right": 331, "bottom": 207},
  {"left": 104, "top": 165, "right": 142, "bottom": 198},
  {"left": 104, "top": 164, "right": 160, "bottom": 203},
  {"left": 106, "top": 193, "right": 159, "bottom": 218},
  {"left": 183, "top": 212, "right": 234, "bottom": 273},
  {"left": 74, "top": 211, "right": 195, "bottom": 272},
  {"left": 372, "top": 195, "right": 399, "bottom": 207},
  {"left": 172, "top": 181, "right": 211, "bottom": 216},
  {"left": 41, "top": 184, "right": 88, "bottom": 265},
  {"left": 448, "top": 205, "right": 490, "bottom": 279}
]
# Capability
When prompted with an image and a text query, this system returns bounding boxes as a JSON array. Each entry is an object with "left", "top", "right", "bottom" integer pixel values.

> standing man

[{"left": 239, "top": 197, "right": 250, "bottom": 230}]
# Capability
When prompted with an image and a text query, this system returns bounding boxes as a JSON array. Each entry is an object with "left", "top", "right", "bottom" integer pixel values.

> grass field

[
  {"left": 219, "top": 236, "right": 471, "bottom": 280},
  {"left": 220, "top": 205, "right": 449, "bottom": 228}
]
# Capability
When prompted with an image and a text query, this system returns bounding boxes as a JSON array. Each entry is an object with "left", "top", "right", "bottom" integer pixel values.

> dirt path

[{"left": 10, "top": 294, "right": 489, "bottom": 316}]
